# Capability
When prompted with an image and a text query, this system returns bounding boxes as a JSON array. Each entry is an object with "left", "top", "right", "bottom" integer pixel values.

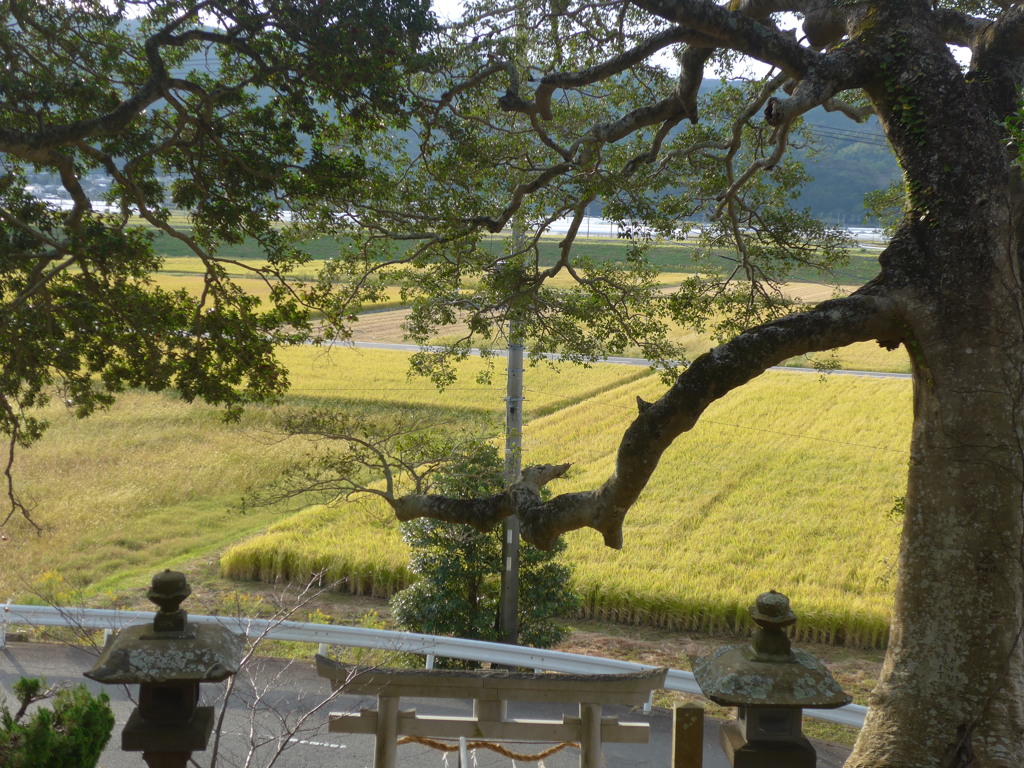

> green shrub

[
  {"left": 0, "top": 678, "right": 114, "bottom": 768},
  {"left": 390, "top": 443, "right": 580, "bottom": 666}
]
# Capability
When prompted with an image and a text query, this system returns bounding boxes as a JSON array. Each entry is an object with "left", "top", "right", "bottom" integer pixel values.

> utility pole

[
  {"left": 498, "top": 324, "right": 523, "bottom": 644},
  {"left": 500, "top": 0, "right": 528, "bottom": 643},
  {"left": 498, "top": 219, "right": 525, "bottom": 644}
]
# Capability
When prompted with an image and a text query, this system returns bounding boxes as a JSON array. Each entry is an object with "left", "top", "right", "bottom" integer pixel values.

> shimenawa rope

[{"left": 397, "top": 735, "right": 579, "bottom": 760}]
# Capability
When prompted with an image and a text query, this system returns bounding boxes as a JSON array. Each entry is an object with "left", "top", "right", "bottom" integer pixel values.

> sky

[
  {"left": 428, "top": 3, "right": 971, "bottom": 77},
  {"left": 433, "top": 0, "right": 465, "bottom": 22}
]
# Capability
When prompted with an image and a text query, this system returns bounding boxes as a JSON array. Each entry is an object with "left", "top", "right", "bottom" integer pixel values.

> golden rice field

[
  {"left": 274, "top": 345, "right": 654, "bottom": 418},
  {"left": 221, "top": 363, "right": 912, "bottom": 648},
  {"left": 0, "top": 347, "right": 647, "bottom": 599},
  {"left": 151, "top": 271, "right": 408, "bottom": 312},
  {"left": 2, "top": 392, "right": 301, "bottom": 599},
  {"left": 4, "top": 339, "right": 912, "bottom": 651}
]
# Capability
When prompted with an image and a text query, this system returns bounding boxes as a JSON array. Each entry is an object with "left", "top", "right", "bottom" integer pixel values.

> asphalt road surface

[
  {"left": 343, "top": 340, "right": 911, "bottom": 381},
  {"left": 2, "top": 641, "right": 852, "bottom": 768}
]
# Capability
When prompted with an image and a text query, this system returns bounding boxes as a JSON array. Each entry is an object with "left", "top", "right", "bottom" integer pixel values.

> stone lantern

[
  {"left": 85, "top": 570, "right": 244, "bottom": 768},
  {"left": 693, "top": 591, "right": 851, "bottom": 768}
]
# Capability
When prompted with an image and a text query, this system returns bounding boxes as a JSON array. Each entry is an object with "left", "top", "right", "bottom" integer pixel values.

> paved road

[
  {"left": 2, "top": 641, "right": 852, "bottom": 768},
  {"left": 341, "top": 340, "right": 911, "bottom": 381}
]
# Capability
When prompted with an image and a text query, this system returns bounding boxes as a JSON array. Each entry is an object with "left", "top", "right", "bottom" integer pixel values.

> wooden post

[
  {"left": 374, "top": 695, "right": 399, "bottom": 768},
  {"left": 672, "top": 703, "right": 704, "bottom": 768},
  {"left": 579, "top": 702, "right": 603, "bottom": 768}
]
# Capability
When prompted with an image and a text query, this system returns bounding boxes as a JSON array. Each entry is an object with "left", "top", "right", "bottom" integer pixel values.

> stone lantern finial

[{"left": 148, "top": 569, "right": 191, "bottom": 633}]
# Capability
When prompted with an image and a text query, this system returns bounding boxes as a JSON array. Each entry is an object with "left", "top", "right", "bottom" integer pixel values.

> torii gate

[{"left": 316, "top": 655, "right": 667, "bottom": 768}]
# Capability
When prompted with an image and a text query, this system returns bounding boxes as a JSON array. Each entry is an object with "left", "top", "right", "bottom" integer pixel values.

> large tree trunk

[
  {"left": 850, "top": 17, "right": 1024, "bottom": 762},
  {"left": 849, "top": 271, "right": 1024, "bottom": 766}
]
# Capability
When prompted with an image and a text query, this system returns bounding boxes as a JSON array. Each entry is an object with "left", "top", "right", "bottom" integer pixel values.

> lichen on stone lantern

[
  {"left": 85, "top": 570, "right": 244, "bottom": 768},
  {"left": 693, "top": 590, "right": 851, "bottom": 768}
]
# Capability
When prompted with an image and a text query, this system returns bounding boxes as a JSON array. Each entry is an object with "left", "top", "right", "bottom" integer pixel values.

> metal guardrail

[{"left": 1, "top": 602, "right": 867, "bottom": 728}]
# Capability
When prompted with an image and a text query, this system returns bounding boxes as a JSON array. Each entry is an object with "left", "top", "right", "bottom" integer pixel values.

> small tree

[
  {"left": 242, "top": 414, "right": 579, "bottom": 660},
  {"left": 390, "top": 444, "right": 579, "bottom": 662},
  {"left": 0, "top": 677, "right": 114, "bottom": 768}
]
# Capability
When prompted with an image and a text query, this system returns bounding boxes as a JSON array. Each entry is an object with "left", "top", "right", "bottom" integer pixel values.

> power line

[{"left": 803, "top": 122, "right": 889, "bottom": 148}]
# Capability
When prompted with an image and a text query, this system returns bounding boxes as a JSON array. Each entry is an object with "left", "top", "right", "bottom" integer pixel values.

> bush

[
  {"left": 390, "top": 443, "right": 580, "bottom": 666},
  {"left": 0, "top": 677, "right": 114, "bottom": 768}
]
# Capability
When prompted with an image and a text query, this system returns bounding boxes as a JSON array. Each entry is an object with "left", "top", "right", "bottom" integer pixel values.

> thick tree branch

[
  {"left": 589, "top": 95, "right": 692, "bottom": 145},
  {"left": 0, "top": 23, "right": 174, "bottom": 156},
  {"left": 969, "top": 6, "right": 1024, "bottom": 121},
  {"left": 763, "top": 41, "right": 875, "bottom": 127},
  {"left": 933, "top": 8, "right": 991, "bottom": 49},
  {"left": 820, "top": 95, "right": 874, "bottom": 122},
  {"left": 674, "top": 44, "right": 715, "bottom": 123},
  {"left": 392, "top": 292, "right": 900, "bottom": 550},
  {"left": 630, "top": 0, "right": 819, "bottom": 77},
  {"left": 392, "top": 463, "right": 573, "bottom": 529},
  {"left": 470, "top": 164, "right": 575, "bottom": 232},
  {"left": 521, "top": 292, "right": 900, "bottom": 550},
  {"left": 533, "top": 26, "right": 717, "bottom": 121},
  {"left": 438, "top": 62, "right": 506, "bottom": 112},
  {"left": 733, "top": 0, "right": 795, "bottom": 17}
]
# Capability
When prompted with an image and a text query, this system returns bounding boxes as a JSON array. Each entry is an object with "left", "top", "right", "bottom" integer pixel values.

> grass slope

[{"left": 3, "top": 392, "right": 299, "bottom": 598}]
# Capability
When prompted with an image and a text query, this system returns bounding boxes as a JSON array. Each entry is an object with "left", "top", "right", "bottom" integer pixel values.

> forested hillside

[
  {"left": 798, "top": 112, "right": 898, "bottom": 225},
  {"left": 24, "top": 64, "right": 898, "bottom": 227}
]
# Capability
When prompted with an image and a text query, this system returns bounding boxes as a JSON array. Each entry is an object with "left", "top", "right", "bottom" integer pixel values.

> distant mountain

[
  {"left": 27, "top": 58, "right": 899, "bottom": 227},
  {"left": 797, "top": 109, "right": 899, "bottom": 225}
]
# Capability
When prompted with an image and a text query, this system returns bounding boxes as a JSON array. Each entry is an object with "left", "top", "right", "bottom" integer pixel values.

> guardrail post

[
  {"left": 1, "top": 598, "right": 9, "bottom": 648},
  {"left": 672, "top": 703, "right": 704, "bottom": 768}
]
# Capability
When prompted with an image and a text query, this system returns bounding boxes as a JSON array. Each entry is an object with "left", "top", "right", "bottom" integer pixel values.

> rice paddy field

[
  {"left": 0, "top": 347, "right": 649, "bottom": 599},
  {"left": 219, "top": 359, "right": 911, "bottom": 649},
  {"left": 2, "top": 225, "right": 913, "bottom": 648},
  {"left": 4, "top": 341, "right": 912, "bottom": 649}
]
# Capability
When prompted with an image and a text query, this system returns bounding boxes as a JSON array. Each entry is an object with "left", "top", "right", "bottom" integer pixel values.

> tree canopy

[
  {"left": 330, "top": 2, "right": 1024, "bottom": 766},
  {"left": 0, "top": 0, "right": 433, "bottom": 524},
  {"left": 7, "top": 1, "right": 1024, "bottom": 765}
]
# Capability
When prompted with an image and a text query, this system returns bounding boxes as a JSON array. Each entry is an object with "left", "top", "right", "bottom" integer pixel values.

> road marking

[{"left": 288, "top": 738, "right": 347, "bottom": 750}]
